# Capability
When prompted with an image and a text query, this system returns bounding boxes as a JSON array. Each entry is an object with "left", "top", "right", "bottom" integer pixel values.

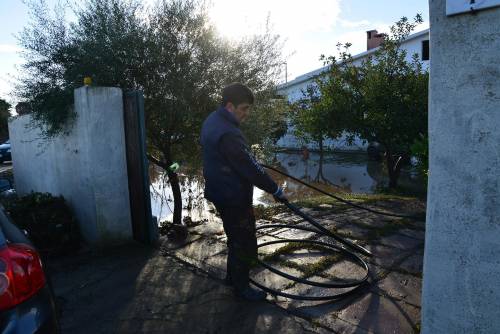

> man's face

[{"left": 226, "top": 102, "right": 252, "bottom": 123}]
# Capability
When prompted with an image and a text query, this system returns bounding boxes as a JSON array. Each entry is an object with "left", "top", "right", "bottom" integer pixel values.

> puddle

[{"left": 150, "top": 151, "right": 425, "bottom": 223}]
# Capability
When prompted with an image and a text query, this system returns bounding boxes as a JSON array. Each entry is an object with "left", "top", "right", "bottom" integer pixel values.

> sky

[{"left": 0, "top": 0, "right": 429, "bottom": 106}]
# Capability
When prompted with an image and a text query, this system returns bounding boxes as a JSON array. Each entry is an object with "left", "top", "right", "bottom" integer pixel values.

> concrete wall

[
  {"left": 422, "top": 1, "right": 500, "bottom": 333},
  {"left": 9, "top": 87, "right": 133, "bottom": 244}
]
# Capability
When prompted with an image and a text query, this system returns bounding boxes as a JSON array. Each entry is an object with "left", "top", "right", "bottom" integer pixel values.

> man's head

[{"left": 222, "top": 83, "right": 254, "bottom": 123}]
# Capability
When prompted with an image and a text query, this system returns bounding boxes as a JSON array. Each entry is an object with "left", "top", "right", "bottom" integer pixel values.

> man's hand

[{"left": 273, "top": 187, "right": 287, "bottom": 203}]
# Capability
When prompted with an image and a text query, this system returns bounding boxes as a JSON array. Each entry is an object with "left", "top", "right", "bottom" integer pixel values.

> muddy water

[{"left": 150, "top": 151, "right": 425, "bottom": 223}]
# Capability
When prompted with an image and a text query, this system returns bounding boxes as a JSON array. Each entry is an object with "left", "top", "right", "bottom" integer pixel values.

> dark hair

[{"left": 222, "top": 83, "right": 254, "bottom": 106}]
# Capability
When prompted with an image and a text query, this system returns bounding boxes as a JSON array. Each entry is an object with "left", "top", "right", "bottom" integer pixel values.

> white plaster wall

[
  {"left": 276, "top": 126, "right": 367, "bottom": 151},
  {"left": 9, "top": 87, "right": 133, "bottom": 244},
  {"left": 402, "top": 34, "right": 430, "bottom": 71},
  {"left": 422, "top": 1, "right": 500, "bottom": 332}
]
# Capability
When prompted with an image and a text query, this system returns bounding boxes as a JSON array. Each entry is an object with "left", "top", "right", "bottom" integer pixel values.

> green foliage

[
  {"left": 309, "top": 15, "right": 428, "bottom": 187},
  {"left": 292, "top": 41, "right": 364, "bottom": 152},
  {"left": 291, "top": 85, "right": 329, "bottom": 151},
  {"left": 3, "top": 192, "right": 81, "bottom": 257},
  {"left": 242, "top": 93, "right": 289, "bottom": 156},
  {"left": 0, "top": 99, "right": 11, "bottom": 142},
  {"left": 17, "top": 0, "right": 145, "bottom": 137},
  {"left": 17, "top": 0, "right": 285, "bottom": 143},
  {"left": 411, "top": 134, "right": 429, "bottom": 178},
  {"left": 17, "top": 0, "right": 285, "bottom": 224}
]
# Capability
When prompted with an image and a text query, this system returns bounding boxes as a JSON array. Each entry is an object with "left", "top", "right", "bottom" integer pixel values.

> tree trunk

[
  {"left": 315, "top": 137, "right": 331, "bottom": 184},
  {"left": 146, "top": 152, "right": 183, "bottom": 226},
  {"left": 167, "top": 169, "right": 183, "bottom": 226},
  {"left": 318, "top": 137, "right": 324, "bottom": 162},
  {"left": 386, "top": 152, "right": 404, "bottom": 188}
]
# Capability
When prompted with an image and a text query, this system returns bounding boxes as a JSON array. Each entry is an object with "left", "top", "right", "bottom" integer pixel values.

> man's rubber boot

[{"left": 234, "top": 286, "right": 267, "bottom": 301}]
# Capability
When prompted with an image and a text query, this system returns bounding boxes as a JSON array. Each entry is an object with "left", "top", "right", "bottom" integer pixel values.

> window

[{"left": 422, "top": 40, "right": 430, "bottom": 61}]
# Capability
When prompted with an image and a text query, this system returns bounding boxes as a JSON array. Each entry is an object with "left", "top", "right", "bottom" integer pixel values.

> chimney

[{"left": 367, "top": 30, "right": 385, "bottom": 50}]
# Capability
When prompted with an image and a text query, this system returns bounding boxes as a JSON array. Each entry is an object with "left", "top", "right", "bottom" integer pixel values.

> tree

[
  {"left": 141, "top": 1, "right": 285, "bottom": 226},
  {"left": 16, "top": 0, "right": 285, "bottom": 226},
  {"left": 319, "top": 15, "right": 428, "bottom": 188},
  {"left": 16, "top": 0, "right": 146, "bottom": 137},
  {"left": 0, "top": 99, "right": 11, "bottom": 142},
  {"left": 221, "top": 20, "right": 288, "bottom": 157},
  {"left": 411, "top": 133, "right": 428, "bottom": 181},
  {"left": 291, "top": 85, "right": 330, "bottom": 158},
  {"left": 242, "top": 93, "right": 288, "bottom": 161}
]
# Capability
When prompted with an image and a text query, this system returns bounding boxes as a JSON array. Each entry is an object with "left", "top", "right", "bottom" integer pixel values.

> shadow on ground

[{"left": 48, "top": 243, "right": 321, "bottom": 334}]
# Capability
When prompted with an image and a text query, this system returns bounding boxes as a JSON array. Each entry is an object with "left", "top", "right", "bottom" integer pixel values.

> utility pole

[{"left": 282, "top": 62, "right": 288, "bottom": 83}]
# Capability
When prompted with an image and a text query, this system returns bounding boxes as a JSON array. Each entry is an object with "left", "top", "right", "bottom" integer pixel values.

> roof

[{"left": 277, "top": 28, "right": 430, "bottom": 91}]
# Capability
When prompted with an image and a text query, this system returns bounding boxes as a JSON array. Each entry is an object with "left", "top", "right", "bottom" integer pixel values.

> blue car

[
  {"left": 0, "top": 203, "right": 59, "bottom": 333},
  {"left": 0, "top": 140, "right": 11, "bottom": 163}
]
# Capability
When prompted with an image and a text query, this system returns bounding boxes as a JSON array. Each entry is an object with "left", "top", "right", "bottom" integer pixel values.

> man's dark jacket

[{"left": 201, "top": 106, "right": 278, "bottom": 207}]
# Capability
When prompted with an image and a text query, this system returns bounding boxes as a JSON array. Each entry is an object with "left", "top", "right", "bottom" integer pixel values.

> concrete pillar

[
  {"left": 9, "top": 87, "right": 133, "bottom": 244},
  {"left": 422, "top": 1, "right": 500, "bottom": 333}
]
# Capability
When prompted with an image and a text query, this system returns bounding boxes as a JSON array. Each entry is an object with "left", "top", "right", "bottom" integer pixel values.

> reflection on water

[
  {"left": 150, "top": 167, "right": 215, "bottom": 223},
  {"left": 253, "top": 152, "right": 425, "bottom": 205},
  {"left": 150, "top": 151, "right": 425, "bottom": 222}
]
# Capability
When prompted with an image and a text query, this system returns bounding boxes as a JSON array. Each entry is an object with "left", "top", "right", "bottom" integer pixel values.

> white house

[{"left": 276, "top": 28, "right": 430, "bottom": 151}]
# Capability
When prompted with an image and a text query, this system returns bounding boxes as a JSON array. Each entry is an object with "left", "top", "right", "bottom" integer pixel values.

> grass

[
  {"left": 299, "top": 254, "right": 343, "bottom": 278},
  {"left": 260, "top": 242, "right": 322, "bottom": 263},
  {"left": 375, "top": 184, "right": 427, "bottom": 200},
  {"left": 254, "top": 204, "right": 289, "bottom": 220},
  {"left": 293, "top": 192, "right": 420, "bottom": 209},
  {"left": 255, "top": 192, "right": 422, "bottom": 223},
  {"left": 260, "top": 241, "right": 348, "bottom": 281}
]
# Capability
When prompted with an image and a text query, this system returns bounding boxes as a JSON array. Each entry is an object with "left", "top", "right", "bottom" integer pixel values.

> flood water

[{"left": 150, "top": 151, "right": 426, "bottom": 223}]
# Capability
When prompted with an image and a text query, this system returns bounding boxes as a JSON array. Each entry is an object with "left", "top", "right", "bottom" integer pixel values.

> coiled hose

[{"left": 250, "top": 164, "right": 420, "bottom": 301}]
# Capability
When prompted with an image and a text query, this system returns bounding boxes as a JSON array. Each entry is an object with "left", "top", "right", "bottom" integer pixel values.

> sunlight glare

[{"left": 208, "top": 0, "right": 342, "bottom": 39}]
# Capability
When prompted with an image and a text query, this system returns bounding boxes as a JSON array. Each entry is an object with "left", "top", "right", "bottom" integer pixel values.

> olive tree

[{"left": 16, "top": 0, "right": 286, "bottom": 226}]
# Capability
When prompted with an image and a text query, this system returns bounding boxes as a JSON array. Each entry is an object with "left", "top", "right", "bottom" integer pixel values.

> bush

[{"left": 3, "top": 192, "right": 81, "bottom": 257}]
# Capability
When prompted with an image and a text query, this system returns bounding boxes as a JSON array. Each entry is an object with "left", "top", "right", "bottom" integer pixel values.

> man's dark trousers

[
  {"left": 216, "top": 204, "right": 257, "bottom": 291},
  {"left": 201, "top": 107, "right": 278, "bottom": 291}
]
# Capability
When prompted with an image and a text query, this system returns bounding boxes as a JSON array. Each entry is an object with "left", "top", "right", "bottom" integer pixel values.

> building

[{"left": 276, "top": 28, "right": 430, "bottom": 151}]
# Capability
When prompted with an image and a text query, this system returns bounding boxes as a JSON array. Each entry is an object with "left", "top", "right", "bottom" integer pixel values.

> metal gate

[{"left": 123, "top": 91, "right": 156, "bottom": 244}]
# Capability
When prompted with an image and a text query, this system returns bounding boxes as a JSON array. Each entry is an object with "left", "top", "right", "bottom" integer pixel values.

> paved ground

[
  {"left": 161, "top": 199, "right": 425, "bottom": 334},
  {"left": 48, "top": 244, "right": 324, "bottom": 334},
  {"left": 49, "top": 198, "right": 425, "bottom": 333}
]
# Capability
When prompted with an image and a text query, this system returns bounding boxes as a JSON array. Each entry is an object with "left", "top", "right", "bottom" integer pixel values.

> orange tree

[{"left": 315, "top": 15, "right": 428, "bottom": 188}]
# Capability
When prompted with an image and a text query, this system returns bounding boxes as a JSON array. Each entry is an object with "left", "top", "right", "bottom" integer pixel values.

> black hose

[
  {"left": 252, "top": 238, "right": 369, "bottom": 301},
  {"left": 262, "top": 164, "right": 423, "bottom": 221},
  {"left": 249, "top": 165, "right": 378, "bottom": 300},
  {"left": 251, "top": 164, "right": 421, "bottom": 300},
  {"left": 251, "top": 217, "right": 371, "bottom": 300},
  {"left": 282, "top": 200, "right": 372, "bottom": 256}
]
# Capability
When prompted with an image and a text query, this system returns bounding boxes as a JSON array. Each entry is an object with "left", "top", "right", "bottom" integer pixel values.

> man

[{"left": 201, "top": 83, "right": 286, "bottom": 301}]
